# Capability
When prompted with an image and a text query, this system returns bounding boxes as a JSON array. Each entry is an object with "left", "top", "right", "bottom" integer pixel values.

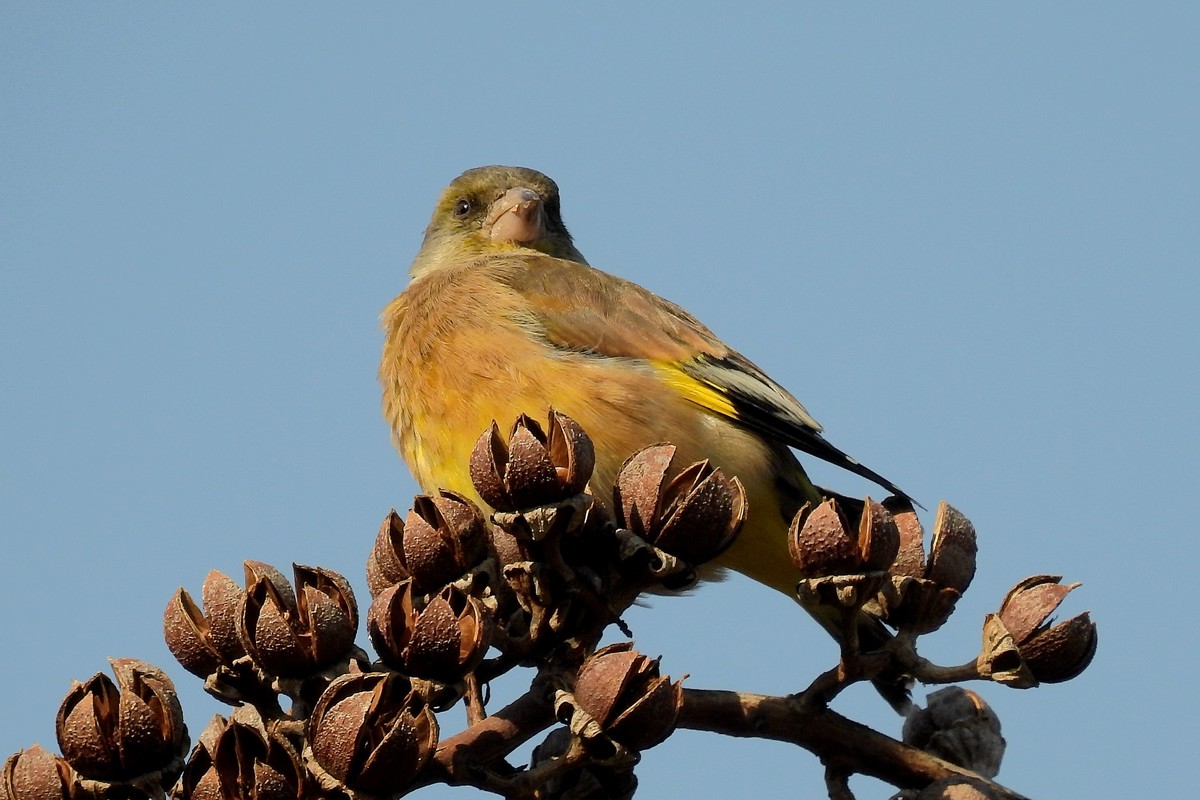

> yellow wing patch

[{"left": 651, "top": 360, "right": 739, "bottom": 420}]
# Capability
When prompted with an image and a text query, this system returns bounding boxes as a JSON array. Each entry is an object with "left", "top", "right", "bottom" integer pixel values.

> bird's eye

[{"left": 453, "top": 198, "right": 472, "bottom": 219}]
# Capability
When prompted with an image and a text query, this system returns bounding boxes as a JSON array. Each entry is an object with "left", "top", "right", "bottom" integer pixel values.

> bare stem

[
  {"left": 800, "top": 649, "right": 892, "bottom": 708},
  {"left": 464, "top": 673, "right": 488, "bottom": 726},
  {"left": 910, "top": 658, "right": 982, "bottom": 685},
  {"left": 679, "top": 687, "right": 1032, "bottom": 800},
  {"left": 886, "top": 633, "right": 983, "bottom": 684}
]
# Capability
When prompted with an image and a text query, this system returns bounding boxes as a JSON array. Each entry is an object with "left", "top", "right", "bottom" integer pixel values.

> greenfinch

[{"left": 381, "top": 165, "right": 909, "bottom": 596}]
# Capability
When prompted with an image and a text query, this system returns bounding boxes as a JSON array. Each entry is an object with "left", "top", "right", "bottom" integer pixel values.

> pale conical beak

[{"left": 484, "top": 187, "right": 547, "bottom": 244}]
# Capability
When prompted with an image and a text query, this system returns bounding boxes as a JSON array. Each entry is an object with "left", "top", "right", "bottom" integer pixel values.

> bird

[
  {"left": 380, "top": 166, "right": 913, "bottom": 705},
  {"left": 382, "top": 164, "right": 910, "bottom": 588}
]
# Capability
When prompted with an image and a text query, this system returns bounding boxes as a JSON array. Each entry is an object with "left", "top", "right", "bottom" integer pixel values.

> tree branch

[
  {"left": 425, "top": 684, "right": 556, "bottom": 787},
  {"left": 678, "top": 688, "right": 1032, "bottom": 800}
]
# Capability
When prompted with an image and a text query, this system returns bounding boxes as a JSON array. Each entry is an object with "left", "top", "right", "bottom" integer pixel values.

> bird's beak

[{"left": 484, "top": 187, "right": 547, "bottom": 244}]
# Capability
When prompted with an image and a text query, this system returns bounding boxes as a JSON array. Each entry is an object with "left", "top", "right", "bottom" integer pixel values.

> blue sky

[{"left": 2, "top": 4, "right": 1196, "bottom": 797}]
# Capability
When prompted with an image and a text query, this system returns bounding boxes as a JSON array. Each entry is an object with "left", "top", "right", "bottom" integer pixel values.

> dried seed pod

[
  {"left": 404, "top": 492, "right": 488, "bottom": 593},
  {"left": 858, "top": 499, "right": 901, "bottom": 572},
  {"left": 788, "top": 498, "right": 901, "bottom": 612},
  {"left": 614, "top": 445, "right": 745, "bottom": 564},
  {"left": 55, "top": 659, "right": 186, "bottom": 781},
  {"left": 926, "top": 503, "right": 977, "bottom": 595},
  {"left": 295, "top": 565, "right": 359, "bottom": 664},
  {"left": 164, "top": 569, "right": 250, "bottom": 679},
  {"left": 903, "top": 687, "right": 1005, "bottom": 778},
  {"left": 788, "top": 499, "right": 858, "bottom": 577},
  {"left": 870, "top": 501, "right": 978, "bottom": 633},
  {"left": 238, "top": 563, "right": 358, "bottom": 678},
  {"left": 1019, "top": 612, "right": 1097, "bottom": 683},
  {"left": 884, "top": 496, "right": 926, "bottom": 579},
  {"left": 788, "top": 498, "right": 900, "bottom": 578},
  {"left": 998, "top": 574, "right": 1077, "bottom": 645},
  {"left": 367, "top": 581, "right": 490, "bottom": 682},
  {"left": 573, "top": 643, "right": 684, "bottom": 751},
  {"left": 367, "top": 493, "right": 488, "bottom": 597},
  {"left": 163, "top": 570, "right": 248, "bottom": 680},
  {"left": 981, "top": 575, "right": 1097, "bottom": 686},
  {"left": 177, "top": 711, "right": 305, "bottom": 800},
  {"left": 306, "top": 672, "right": 438, "bottom": 796},
  {"left": 470, "top": 410, "right": 595, "bottom": 511},
  {"left": 242, "top": 561, "right": 298, "bottom": 613},
  {"left": 546, "top": 409, "right": 596, "bottom": 496},
  {"left": 2, "top": 745, "right": 75, "bottom": 800},
  {"left": 366, "top": 509, "right": 409, "bottom": 596},
  {"left": 613, "top": 443, "right": 675, "bottom": 536}
]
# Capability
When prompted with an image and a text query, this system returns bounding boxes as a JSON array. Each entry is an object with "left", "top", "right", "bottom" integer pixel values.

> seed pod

[
  {"left": 470, "top": 410, "right": 595, "bottom": 511},
  {"left": 238, "top": 563, "right": 358, "bottom": 678},
  {"left": 981, "top": 575, "right": 1097, "bottom": 686},
  {"left": 573, "top": 643, "right": 684, "bottom": 751},
  {"left": 55, "top": 659, "right": 186, "bottom": 781},
  {"left": 615, "top": 445, "right": 745, "bottom": 564},
  {"left": 307, "top": 672, "right": 438, "bottom": 796}
]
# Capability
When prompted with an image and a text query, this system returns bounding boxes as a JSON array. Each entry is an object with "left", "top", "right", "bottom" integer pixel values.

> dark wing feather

[{"left": 500, "top": 256, "right": 912, "bottom": 502}]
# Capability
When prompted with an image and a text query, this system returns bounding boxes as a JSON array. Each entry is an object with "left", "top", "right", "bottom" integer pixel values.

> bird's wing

[{"left": 500, "top": 257, "right": 910, "bottom": 500}]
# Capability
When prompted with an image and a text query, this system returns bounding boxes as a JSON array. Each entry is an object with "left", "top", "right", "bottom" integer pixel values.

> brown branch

[
  {"left": 887, "top": 633, "right": 984, "bottom": 685},
  {"left": 910, "top": 658, "right": 982, "bottom": 685},
  {"left": 678, "top": 688, "right": 1032, "bottom": 800},
  {"left": 424, "top": 684, "right": 556, "bottom": 788}
]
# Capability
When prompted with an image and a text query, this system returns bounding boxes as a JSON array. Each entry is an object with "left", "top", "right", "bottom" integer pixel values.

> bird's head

[{"left": 411, "top": 166, "right": 586, "bottom": 277}]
